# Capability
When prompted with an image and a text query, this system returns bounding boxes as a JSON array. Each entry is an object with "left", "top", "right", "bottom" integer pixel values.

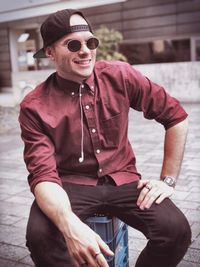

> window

[
  {"left": 17, "top": 28, "right": 54, "bottom": 71},
  {"left": 120, "top": 38, "right": 191, "bottom": 65}
]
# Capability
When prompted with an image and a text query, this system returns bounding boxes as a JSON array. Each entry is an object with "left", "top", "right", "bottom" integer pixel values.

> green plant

[{"left": 94, "top": 25, "right": 127, "bottom": 61}]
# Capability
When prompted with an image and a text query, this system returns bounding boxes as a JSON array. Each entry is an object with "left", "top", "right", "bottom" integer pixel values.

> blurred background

[
  {"left": 0, "top": 0, "right": 200, "bottom": 103},
  {"left": 0, "top": 1, "right": 200, "bottom": 266}
]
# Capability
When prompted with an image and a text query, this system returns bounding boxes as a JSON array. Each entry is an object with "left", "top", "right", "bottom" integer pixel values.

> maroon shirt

[{"left": 19, "top": 61, "right": 187, "bottom": 193}]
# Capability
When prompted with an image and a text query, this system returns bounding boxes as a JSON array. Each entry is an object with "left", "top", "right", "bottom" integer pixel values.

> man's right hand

[
  {"left": 34, "top": 182, "right": 113, "bottom": 266},
  {"left": 63, "top": 212, "right": 114, "bottom": 267}
]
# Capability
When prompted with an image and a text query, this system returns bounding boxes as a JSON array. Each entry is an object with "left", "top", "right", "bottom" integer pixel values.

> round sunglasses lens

[
  {"left": 68, "top": 40, "right": 81, "bottom": 52},
  {"left": 87, "top": 38, "right": 99, "bottom": 50}
]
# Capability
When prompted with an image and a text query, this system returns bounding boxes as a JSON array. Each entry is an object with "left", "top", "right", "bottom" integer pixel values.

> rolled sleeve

[
  {"left": 19, "top": 106, "right": 62, "bottom": 193},
  {"left": 125, "top": 64, "right": 188, "bottom": 129}
]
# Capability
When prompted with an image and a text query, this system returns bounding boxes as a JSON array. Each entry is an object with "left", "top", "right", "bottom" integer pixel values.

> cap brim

[{"left": 33, "top": 48, "right": 47, "bottom": 58}]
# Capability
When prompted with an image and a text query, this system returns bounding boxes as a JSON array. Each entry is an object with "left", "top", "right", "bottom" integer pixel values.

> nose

[{"left": 78, "top": 43, "right": 90, "bottom": 54}]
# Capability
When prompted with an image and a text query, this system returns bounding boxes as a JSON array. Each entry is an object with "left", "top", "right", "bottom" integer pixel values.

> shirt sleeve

[
  {"left": 124, "top": 63, "right": 188, "bottom": 129},
  {"left": 19, "top": 104, "right": 63, "bottom": 193}
]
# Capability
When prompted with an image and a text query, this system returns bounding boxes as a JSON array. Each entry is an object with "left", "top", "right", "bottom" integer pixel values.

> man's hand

[
  {"left": 34, "top": 182, "right": 114, "bottom": 266},
  {"left": 137, "top": 179, "right": 174, "bottom": 210},
  {"left": 64, "top": 213, "right": 114, "bottom": 267}
]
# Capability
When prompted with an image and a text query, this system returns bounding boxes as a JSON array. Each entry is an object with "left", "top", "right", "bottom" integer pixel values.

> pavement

[{"left": 0, "top": 93, "right": 200, "bottom": 267}]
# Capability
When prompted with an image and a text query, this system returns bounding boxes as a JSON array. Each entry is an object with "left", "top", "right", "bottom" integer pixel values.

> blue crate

[
  {"left": 85, "top": 216, "right": 129, "bottom": 267},
  {"left": 85, "top": 216, "right": 124, "bottom": 243},
  {"left": 107, "top": 225, "right": 129, "bottom": 267}
]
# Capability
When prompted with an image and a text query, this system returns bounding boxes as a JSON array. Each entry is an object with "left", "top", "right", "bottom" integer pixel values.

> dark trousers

[{"left": 26, "top": 181, "right": 191, "bottom": 267}]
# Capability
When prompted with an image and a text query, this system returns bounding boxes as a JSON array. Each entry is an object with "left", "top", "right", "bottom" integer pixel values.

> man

[{"left": 19, "top": 8, "right": 191, "bottom": 267}]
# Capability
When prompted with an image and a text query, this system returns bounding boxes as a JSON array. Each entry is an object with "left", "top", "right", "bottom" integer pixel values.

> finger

[
  {"left": 155, "top": 188, "right": 173, "bottom": 204},
  {"left": 85, "top": 250, "right": 109, "bottom": 267},
  {"left": 155, "top": 193, "right": 168, "bottom": 204},
  {"left": 136, "top": 186, "right": 150, "bottom": 208},
  {"left": 137, "top": 179, "right": 149, "bottom": 189},
  {"left": 72, "top": 251, "right": 88, "bottom": 267},
  {"left": 142, "top": 188, "right": 161, "bottom": 209},
  {"left": 95, "top": 252, "right": 109, "bottom": 267},
  {"left": 80, "top": 249, "right": 97, "bottom": 267},
  {"left": 96, "top": 235, "right": 114, "bottom": 256}
]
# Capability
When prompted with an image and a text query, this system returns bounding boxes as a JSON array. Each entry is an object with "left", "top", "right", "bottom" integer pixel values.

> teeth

[{"left": 75, "top": 59, "right": 91, "bottom": 64}]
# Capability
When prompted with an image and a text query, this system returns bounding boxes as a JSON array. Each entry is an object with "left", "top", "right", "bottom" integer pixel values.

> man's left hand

[{"left": 137, "top": 179, "right": 174, "bottom": 210}]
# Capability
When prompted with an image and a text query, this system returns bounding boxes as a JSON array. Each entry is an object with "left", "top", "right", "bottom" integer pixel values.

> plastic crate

[
  {"left": 85, "top": 216, "right": 123, "bottom": 242},
  {"left": 85, "top": 216, "right": 129, "bottom": 267},
  {"left": 107, "top": 224, "right": 129, "bottom": 267}
]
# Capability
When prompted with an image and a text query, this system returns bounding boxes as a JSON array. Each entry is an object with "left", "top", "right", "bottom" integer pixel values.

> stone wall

[
  {"left": 11, "top": 62, "right": 200, "bottom": 104},
  {"left": 134, "top": 61, "right": 200, "bottom": 102}
]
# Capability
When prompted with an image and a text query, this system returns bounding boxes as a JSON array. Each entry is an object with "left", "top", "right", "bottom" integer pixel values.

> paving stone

[
  {"left": 186, "top": 192, "right": 200, "bottom": 202},
  {"left": 0, "top": 103, "right": 200, "bottom": 266},
  {"left": 185, "top": 209, "right": 200, "bottom": 223},
  {"left": 0, "top": 214, "right": 22, "bottom": 226},
  {"left": 191, "top": 235, "right": 200, "bottom": 249},
  {"left": 190, "top": 222, "right": 200, "bottom": 241},
  {"left": 183, "top": 247, "right": 200, "bottom": 263},
  {"left": 0, "top": 225, "right": 26, "bottom": 246},
  {"left": 178, "top": 260, "right": 200, "bottom": 267},
  {"left": 0, "top": 258, "right": 33, "bottom": 267},
  {"left": 0, "top": 243, "right": 28, "bottom": 262},
  {"left": 18, "top": 254, "right": 35, "bottom": 266}
]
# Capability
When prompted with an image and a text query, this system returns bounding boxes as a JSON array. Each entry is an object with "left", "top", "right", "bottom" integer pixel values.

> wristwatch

[{"left": 162, "top": 176, "right": 176, "bottom": 187}]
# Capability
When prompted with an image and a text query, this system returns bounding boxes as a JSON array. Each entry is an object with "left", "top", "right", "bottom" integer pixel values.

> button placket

[{"left": 81, "top": 93, "right": 103, "bottom": 172}]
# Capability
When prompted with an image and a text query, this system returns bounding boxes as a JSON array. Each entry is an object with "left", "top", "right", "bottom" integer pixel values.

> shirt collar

[{"left": 55, "top": 72, "right": 95, "bottom": 93}]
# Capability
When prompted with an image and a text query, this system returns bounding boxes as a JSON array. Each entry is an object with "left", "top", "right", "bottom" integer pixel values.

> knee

[
  {"left": 26, "top": 202, "right": 58, "bottom": 250},
  {"left": 162, "top": 207, "right": 191, "bottom": 249},
  {"left": 26, "top": 216, "right": 53, "bottom": 248},
  {"left": 173, "top": 213, "right": 191, "bottom": 247}
]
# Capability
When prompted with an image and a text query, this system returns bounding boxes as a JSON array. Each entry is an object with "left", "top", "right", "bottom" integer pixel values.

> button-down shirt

[{"left": 19, "top": 61, "right": 188, "bottom": 193}]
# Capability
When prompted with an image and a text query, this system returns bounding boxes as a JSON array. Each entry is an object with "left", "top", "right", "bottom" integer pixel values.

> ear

[{"left": 45, "top": 46, "right": 55, "bottom": 60}]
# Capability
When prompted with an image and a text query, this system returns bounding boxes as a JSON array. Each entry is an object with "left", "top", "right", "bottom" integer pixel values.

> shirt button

[
  {"left": 91, "top": 128, "right": 96, "bottom": 133},
  {"left": 96, "top": 149, "right": 101, "bottom": 154},
  {"left": 81, "top": 84, "right": 84, "bottom": 89},
  {"left": 91, "top": 85, "right": 94, "bottom": 89},
  {"left": 85, "top": 105, "right": 90, "bottom": 110},
  {"left": 99, "top": 168, "right": 102, "bottom": 173},
  {"left": 71, "top": 92, "right": 75, "bottom": 96}
]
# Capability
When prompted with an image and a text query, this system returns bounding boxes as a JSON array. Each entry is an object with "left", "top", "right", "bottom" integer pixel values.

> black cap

[{"left": 34, "top": 9, "right": 93, "bottom": 58}]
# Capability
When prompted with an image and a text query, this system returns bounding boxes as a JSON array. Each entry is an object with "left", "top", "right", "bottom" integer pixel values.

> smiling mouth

[{"left": 74, "top": 59, "right": 91, "bottom": 65}]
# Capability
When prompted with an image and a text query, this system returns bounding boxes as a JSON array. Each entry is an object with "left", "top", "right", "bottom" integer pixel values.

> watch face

[{"left": 164, "top": 176, "right": 175, "bottom": 186}]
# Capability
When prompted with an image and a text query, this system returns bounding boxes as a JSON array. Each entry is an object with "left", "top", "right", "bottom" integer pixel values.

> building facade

[{"left": 0, "top": 0, "right": 200, "bottom": 93}]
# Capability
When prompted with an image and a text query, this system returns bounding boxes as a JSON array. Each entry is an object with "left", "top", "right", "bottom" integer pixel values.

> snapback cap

[{"left": 33, "top": 9, "right": 93, "bottom": 58}]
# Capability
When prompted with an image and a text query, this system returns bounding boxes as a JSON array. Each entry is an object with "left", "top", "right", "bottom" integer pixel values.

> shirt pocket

[{"left": 100, "top": 111, "right": 127, "bottom": 148}]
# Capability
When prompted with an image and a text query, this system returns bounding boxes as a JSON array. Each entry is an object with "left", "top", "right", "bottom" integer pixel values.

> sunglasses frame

[{"left": 65, "top": 37, "right": 99, "bottom": 52}]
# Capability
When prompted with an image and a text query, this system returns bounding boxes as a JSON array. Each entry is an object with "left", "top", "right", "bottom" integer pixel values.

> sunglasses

[{"left": 65, "top": 37, "right": 99, "bottom": 52}]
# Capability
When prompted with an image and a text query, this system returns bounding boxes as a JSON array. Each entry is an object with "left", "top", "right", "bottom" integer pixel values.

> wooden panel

[
  {"left": 122, "top": 4, "right": 176, "bottom": 20},
  {"left": 122, "top": 15, "right": 176, "bottom": 31},
  {"left": 0, "top": 70, "right": 11, "bottom": 79},
  {"left": 88, "top": 11, "right": 121, "bottom": 25},
  {"left": 0, "top": 28, "right": 8, "bottom": 37},
  {"left": 0, "top": 61, "right": 10, "bottom": 71},
  {"left": 177, "top": 22, "right": 200, "bottom": 34},
  {"left": 0, "top": 70, "right": 11, "bottom": 87},
  {"left": 123, "top": 25, "right": 177, "bottom": 39},
  {"left": 123, "top": 0, "right": 175, "bottom": 10},
  {"left": 177, "top": 0, "right": 200, "bottom": 13},
  {"left": 83, "top": 3, "right": 121, "bottom": 16},
  {"left": 177, "top": 11, "right": 200, "bottom": 24},
  {"left": 0, "top": 44, "right": 9, "bottom": 53},
  {"left": 0, "top": 51, "right": 10, "bottom": 62}
]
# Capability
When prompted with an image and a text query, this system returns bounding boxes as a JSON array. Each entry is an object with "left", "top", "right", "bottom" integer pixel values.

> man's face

[{"left": 47, "top": 14, "right": 97, "bottom": 83}]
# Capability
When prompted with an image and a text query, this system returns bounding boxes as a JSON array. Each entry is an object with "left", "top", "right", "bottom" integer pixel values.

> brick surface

[{"left": 0, "top": 103, "right": 199, "bottom": 266}]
